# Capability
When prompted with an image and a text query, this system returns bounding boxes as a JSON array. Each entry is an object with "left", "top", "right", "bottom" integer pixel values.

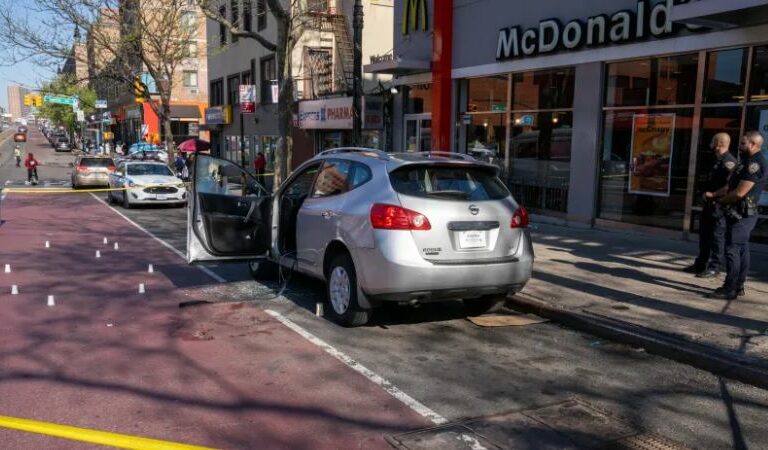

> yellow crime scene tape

[{"left": 0, "top": 414, "right": 217, "bottom": 450}]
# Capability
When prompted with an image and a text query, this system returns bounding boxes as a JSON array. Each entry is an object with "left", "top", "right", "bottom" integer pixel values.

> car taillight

[
  {"left": 511, "top": 207, "right": 529, "bottom": 228},
  {"left": 76, "top": 165, "right": 88, "bottom": 172},
  {"left": 107, "top": 165, "right": 116, "bottom": 171},
  {"left": 370, "top": 203, "right": 431, "bottom": 230}
]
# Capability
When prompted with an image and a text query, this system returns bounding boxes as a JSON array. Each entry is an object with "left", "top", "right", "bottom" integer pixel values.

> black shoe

[
  {"left": 737, "top": 287, "right": 746, "bottom": 297},
  {"left": 696, "top": 269, "right": 720, "bottom": 279},
  {"left": 683, "top": 264, "right": 700, "bottom": 273},
  {"left": 707, "top": 287, "right": 737, "bottom": 300}
]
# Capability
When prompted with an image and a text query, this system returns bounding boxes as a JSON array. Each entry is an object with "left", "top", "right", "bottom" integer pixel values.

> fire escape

[{"left": 304, "top": 2, "right": 354, "bottom": 98}]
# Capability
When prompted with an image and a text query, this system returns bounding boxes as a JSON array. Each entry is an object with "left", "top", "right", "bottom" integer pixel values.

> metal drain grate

[{"left": 388, "top": 398, "right": 691, "bottom": 450}]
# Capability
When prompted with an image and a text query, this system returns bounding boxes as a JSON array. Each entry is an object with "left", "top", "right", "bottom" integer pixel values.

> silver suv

[{"left": 187, "top": 149, "right": 534, "bottom": 326}]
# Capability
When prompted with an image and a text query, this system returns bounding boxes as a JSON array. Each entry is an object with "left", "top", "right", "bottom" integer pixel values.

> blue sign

[{"left": 519, "top": 114, "right": 534, "bottom": 126}]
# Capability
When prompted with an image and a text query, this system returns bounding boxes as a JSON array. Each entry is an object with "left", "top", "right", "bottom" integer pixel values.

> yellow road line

[{"left": 0, "top": 414, "right": 217, "bottom": 450}]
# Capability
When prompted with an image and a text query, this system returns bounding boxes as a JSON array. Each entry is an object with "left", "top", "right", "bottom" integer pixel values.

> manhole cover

[{"left": 388, "top": 399, "right": 690, "bottom": 450}]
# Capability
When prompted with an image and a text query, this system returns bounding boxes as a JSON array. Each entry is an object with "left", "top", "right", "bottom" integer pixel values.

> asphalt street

[{"left": 1, "top": 130, "right": 768, "bottom": 449}]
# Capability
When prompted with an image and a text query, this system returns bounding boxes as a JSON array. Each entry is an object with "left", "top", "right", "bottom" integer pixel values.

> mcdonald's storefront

[{"left": 366, "top": 0, "right": 768, "bottom": 244}]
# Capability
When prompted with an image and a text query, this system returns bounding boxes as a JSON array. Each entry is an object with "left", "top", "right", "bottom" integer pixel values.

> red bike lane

[{"left": 0, "top": 192, "right": 430, "bottom": 449}]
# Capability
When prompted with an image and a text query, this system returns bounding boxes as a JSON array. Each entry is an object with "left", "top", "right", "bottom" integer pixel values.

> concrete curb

[{"left": 506, "top": 293, "right": 768, "bottom": 391}]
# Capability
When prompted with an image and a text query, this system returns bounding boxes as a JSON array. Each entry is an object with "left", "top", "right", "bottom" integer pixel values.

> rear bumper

[
  {"left": 73, "top": 175, "right": 109, "bottom": 187},
  {"left": 355, "top": 229, "right": 534, "bottom": 302}
]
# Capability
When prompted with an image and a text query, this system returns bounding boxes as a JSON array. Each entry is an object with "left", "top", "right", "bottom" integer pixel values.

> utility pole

[{"left": 352, "top": 0, "right": 364, "bottom": 146}]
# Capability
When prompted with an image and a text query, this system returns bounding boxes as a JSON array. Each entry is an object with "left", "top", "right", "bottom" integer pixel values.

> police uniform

[
  {"left": 720, "top": 150, "right": 768, "bottom": 295},
  {"left": 694, "top": 151, "right": 737, "bottom": 275}
]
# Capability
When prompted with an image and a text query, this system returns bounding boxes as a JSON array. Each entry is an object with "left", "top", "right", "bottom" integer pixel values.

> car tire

[
  {"left": 326, "top": 253, "right": 371, "bottom": 327},
  {"left": 122, "top": 191, "right": 131, "bottom": 209},
  {"left": 463, "top": 294, "right": 508, "bottom": 316},
  {"left": 248, "top": 259, "right": 276, "bottom": 280},
  {"left": 107, "top": 189, "right": 115, "bottom": 204}
]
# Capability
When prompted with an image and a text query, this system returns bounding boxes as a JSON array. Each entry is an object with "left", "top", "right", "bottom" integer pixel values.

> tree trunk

[
  {"left": 161, "top": 101, "right": 176, "bottom": 165},
  {"left": 274, "top": 16, "right": 294, "bottom": 189}
]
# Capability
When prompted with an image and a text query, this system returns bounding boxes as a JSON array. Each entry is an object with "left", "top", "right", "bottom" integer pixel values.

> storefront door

[{"left": 404, "top": 114, "right": 431, "bottom": 152}]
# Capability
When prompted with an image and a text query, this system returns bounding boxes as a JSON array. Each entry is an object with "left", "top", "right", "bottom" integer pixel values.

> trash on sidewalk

[{"left": 466, "top": 312, "right": 548, "bottom": 328}]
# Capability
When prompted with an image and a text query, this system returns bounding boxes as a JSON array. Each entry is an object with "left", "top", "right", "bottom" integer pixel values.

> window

[
  {"left": 243, "top": 0, "right": 253, "bottom": 32},
  {"left": 227, "top": 75, "right": 240, "bottom": 105},
  {"left": 512, "top": 68, "right": 575, "bottom": 110},
  {"left": 467, "top": 76, "right": 508, "bottom": 112},
  {"left": 390, "top": 165, "right": 509, "bottom": 201},
  {"left": 230, "top": 0, "right": 239, "bottom": 43},
  {"left": 257, "top": 0, "right": 266, "bottom": 30},
  {"left": 180, "top": 11, "right": 197, "bottom": 31},
  {"left": 260, "top": 56, "right": 276, "bottom": 103},
  {"left": 285, "top": 164, "right": 321, "bottom": 197},
  {"left": 313, "top": 160, "right": 352, "bottom": 197},
  {"left": 218, "top": 5, "right": 227, "bottom": 46},
  {"left": 404, "top": 84, "right": 432, "bottom": 114},
  {"left": 348, "top": 162, "right": 372, "bottom": 189},
  {"left": 605, "top": 54, "right": 698, "bottom": 107},
  {"left": 184, "top": 41, "right": 198, "bottom": 58},
  {"left": 704, "top": 49, "right": 747, "bottom": 104},
  {"left": 210, "top": 79, "right": 224, "bottom": 106},
  {"left": 183, "top": 71, "right": 198, "bottom": 88},
  {"left": 241, "top": 71, "right": 252, "bottom": 86}
]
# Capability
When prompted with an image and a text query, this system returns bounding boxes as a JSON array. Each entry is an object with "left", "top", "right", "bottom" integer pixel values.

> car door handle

[{"left": 321, "top": 210, "right": 337, "bottom": 219}]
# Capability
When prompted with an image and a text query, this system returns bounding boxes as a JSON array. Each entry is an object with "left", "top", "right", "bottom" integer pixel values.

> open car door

[{"left": 187, "top": 154, "right": 272, "bottom": 263}]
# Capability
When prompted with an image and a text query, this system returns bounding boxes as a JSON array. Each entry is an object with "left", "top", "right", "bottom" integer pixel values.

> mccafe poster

[{"left": 629, "top": 114, "right": 675, "bottom": 197}]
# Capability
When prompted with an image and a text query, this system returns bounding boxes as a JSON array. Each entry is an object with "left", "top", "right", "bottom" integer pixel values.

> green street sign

[
  {"left": 43, "top": 95, "right": 78, "bottom": 106},
  {"left": 491, "top": 103, "right": 506, "bottom": 112}
]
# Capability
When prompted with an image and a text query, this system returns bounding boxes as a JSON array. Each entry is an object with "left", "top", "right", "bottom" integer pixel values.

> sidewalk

[{"left": 509, "top": 223, "right": 768, "bottom": 388}]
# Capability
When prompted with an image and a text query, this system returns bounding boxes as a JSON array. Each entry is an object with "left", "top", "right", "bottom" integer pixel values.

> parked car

[
  {"left": 54, "top": 137, "right": 72, "bottom": 152},
  {"left": 71, "top": 156, "right": 116, "bottom": 189},
  {"left": 124, "top": 143, "right": 169, "bottom": 163},
  {"left": 107, "top": 161, "right": 186, "bottom": 208},
  {"left": 187, "top": 148, "right": 534, "bottom": 327}
]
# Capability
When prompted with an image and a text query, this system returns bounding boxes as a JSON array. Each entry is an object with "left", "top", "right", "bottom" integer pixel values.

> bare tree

[
  {"left": 0, "top": 0, "right": 201, "bottom": 162},
  {"left": 197, "top": 0, "right": 317, "bottom": 186}
]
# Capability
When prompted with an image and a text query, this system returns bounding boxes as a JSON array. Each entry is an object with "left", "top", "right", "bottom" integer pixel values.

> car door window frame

[
  {"left": 311, "top": 159, "right": 353, "bottom": 199},
  {"left": 283, "top": 162, "right": 323, "bottom": 198}
]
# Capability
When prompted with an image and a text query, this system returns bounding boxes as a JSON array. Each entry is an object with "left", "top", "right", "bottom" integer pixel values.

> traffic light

[
  {"left": 33, "top": 95, "right": 43, "bottom": 107},
  {"left": 23, "top": 94, "right": 32, "bottom": 107},
  {"left": 133, "top": 78, "right": 146, "bottom": 104}
]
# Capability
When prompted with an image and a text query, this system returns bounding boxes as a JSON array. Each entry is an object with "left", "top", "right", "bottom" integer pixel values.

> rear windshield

[
  {"left": 127, "top": 164, "right": 173, "bottom": 176},
  {"left": 390, "top": 164, "right": 510, "bottom": 201},
  {"left": 57, "top": 137, "right": 69, "bottom": 142},
  {"left": 80, "top": 158, "right": 114, "bottom": 167}
]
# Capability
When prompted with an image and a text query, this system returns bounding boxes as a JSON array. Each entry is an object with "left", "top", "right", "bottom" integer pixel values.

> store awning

[
  {"left": 170, "top": 105, "right": 201, "bottom": 119},
  {"left": 365, "top": 57, "right": 430, "bottom": 75},
  {"left": 672, "top": 0, "right": 768, "bottom": 29}
]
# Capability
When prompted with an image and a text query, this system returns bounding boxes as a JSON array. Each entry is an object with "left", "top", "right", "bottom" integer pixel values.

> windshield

[
  {"left": 129, "top": 144, "right": 162, "bottom": 153},
  {"left": 127, "top": 164, "right": 173, "bottom": 176},
  {"left": 389, "top": 164, "right": 510, "bottom": 201}
]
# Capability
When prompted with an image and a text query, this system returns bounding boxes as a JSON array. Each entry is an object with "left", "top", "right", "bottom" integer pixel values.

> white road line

[
  {"left": 89, "top": 193, "right": 226, "bottom": 283},
  {"left": 265, "top": 309, "right": 449, "bottom": 426}
]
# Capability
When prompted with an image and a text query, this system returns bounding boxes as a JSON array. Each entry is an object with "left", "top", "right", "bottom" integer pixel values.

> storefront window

[
  {"left": 605, "top": 54, "right": 698, "bottom": 107},
  {"left": 512, "top": 68, "right": 574, "bottom": 111},
  {"left": 467, "top": 76, "right": 508, "bottom": 112},
  {"left": 749, "top": 46, "right": 768, "bottom": 101},
  {"left": 507, "top": 111, "right": 572, "bottom": 213},
  {"left": 466, "top": 113, "right": 505, "bottom": 166},
  {"left": 598, "top": 109, "right": 694, "bottom": 230},
  {"left": 404, "top": 84, "right": 432, "bottom": 114},
  {"left": 704, "top": 48, "right": 747, "bottom": 104},
  {"left": 744, "top": 105, "right": 768, "bottom": 244}
]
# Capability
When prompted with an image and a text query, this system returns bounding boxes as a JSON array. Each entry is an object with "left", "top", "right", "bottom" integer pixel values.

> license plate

[
  {"left": 156, "top": 195, "right": 168, "bottom": 200},
  {"left": 458, "top": 230, "right": 486, "bottom": 249}
]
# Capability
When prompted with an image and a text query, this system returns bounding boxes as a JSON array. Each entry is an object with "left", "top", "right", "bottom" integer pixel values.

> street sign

[
  {"left": 76, "top": 110, "right": 85, "bottom": 122},
  {"left": 43, "top": 95, "right": 78, "bottom": 106},
  {"left": 239, "top": 85, "right": 256, "bottom": 113},
  {"left": 491, "top": 103, "right": 506, "bottom": 112},
  {"left": 95, "top": 99, "right": 108, "bottom": 109}
]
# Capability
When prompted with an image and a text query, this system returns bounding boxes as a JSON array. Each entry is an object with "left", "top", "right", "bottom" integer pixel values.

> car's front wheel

[
  {"left": 122, "top": 190, "right": 131, "bottom": 209},
  {"left": 463, "top": 294, "right": 508, "bottom": 316},
  {"left": 326, "top": 254, "right": 371, "bottom": 327}
]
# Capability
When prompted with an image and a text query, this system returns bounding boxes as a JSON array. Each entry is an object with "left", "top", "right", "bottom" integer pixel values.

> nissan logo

[{"left": 469, "top": 204, "right": 479, "bottom": 215}]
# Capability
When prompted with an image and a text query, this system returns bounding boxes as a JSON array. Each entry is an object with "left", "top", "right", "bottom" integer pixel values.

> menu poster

[{"left": 628, "top": 113, "right": 676, "bottom": 197}]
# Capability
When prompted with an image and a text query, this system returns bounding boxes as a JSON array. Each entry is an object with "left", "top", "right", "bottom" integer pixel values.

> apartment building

[
  {"left": 205, "top": 0, "right": 393, "bottom": 170},
  {"left": 7, "top": 84, "right": 31, "bottom": 122}
]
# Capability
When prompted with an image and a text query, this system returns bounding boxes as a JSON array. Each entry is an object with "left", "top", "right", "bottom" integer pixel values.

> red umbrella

[{"left": 177, "top": 139, "right": 211, "bottom": 153}]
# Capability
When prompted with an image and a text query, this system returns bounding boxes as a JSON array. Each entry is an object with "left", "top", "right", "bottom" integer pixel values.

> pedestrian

[
  {"left": 684, "top": 133, "right": 737, "bottom": 278},
  {"left": 186, "top": 152, "right": 196, "bottom": 180},
  {"left": 175, "top": 152, "right": 185, "bottom": 176},
  {"left": 14, "top": 145, "right": 22, "bottom": 167},
  {"left": 24, "top": 152, "right": 40, "bottom": 185},
  {"left": 706, "top": 131, "right": 768, "bottom": 300},
  {"left": 254, "top": 152, "right": 266, "bottom": 187}
]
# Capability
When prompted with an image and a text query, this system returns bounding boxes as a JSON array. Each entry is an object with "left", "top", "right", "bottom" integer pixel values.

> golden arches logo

[{"left": 402, "top": 0, "right": 428, "bottom": 35}]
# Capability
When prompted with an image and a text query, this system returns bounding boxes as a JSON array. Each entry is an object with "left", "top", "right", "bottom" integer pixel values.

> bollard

[
  {"left": 103, "top": 237, "right": 108, "bottom": 245},
  {"left": 47, "top": 295, "right": 55, "bottom": 307},
  {"left": 114, "top": 242, "right": 119, "bottom": 251},
  {"left": 95, "top": 250, "right": 101, "bottom": 259},
  {"left": 11, "top": 285, "right": 18, "bottom": 295},
  {"left": 315, "top": 302, "right": 324, "bottom": 317},
  {"left": 148, "top": 264, "right": 154, "bottom": 274},
  {"left": 4, "top": 264, "right": 10, "bottom": 274},
  {"left": 138, "top": 283, "right": 145, "bottom": 294}
]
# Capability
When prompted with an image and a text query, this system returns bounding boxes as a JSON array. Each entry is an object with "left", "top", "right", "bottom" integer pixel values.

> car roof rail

[
  {"left": 391, "top": 151, "right": 477, "bottom": 162},
  {"left": 317, "top": 147, "right": 391, "bottom": 161}
]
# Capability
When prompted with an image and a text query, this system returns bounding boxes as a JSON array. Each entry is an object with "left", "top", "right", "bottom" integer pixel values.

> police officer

[
  {"left": 685, "top": 133, "right": 737, "bottom": 278},
  {"left": 706, "top": 131, "right": 768, "bottom": 300}
]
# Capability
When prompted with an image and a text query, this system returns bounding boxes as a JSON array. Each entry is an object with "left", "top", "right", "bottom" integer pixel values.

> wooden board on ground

[{"left": 467, "top": 313, "right": 549, "bottom": 327}]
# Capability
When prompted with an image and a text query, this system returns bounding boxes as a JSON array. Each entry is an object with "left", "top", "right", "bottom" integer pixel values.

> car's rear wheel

[
  {"left": 326, "top": 254, "right": 371, "bottom": 327},
  {"left": 463, "top": 294, "right": 508, "bottom": 316},
  {"left": 122, "top": 191, "right": 131, "bottom": 209},
  {"left": 247, "top": 259, "right": 276, "bottom": 280}
]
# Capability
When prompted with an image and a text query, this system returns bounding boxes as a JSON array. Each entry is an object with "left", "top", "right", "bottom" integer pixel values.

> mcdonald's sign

[{"left": 402, "top": 0, "right": 428, "bottom": 35}]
